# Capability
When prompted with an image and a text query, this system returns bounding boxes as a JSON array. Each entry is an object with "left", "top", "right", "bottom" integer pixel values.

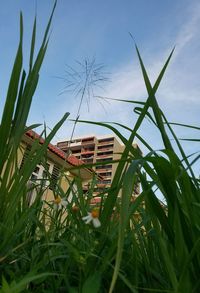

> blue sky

[{"left": 0, "top": 0, "right": 199, "bottom": 174}]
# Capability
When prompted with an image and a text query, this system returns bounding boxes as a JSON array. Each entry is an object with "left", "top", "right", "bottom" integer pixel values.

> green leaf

[
  {"left": 82, "top": 272, "right": 101, "bottom": 293},
  {"left": 109, "top": 159, "right": 142, "bottom": 293},
  {"left": 29, "top": 16, "right": 36, "bottom": 72},
  {"left": 135, "top": 44, "right": 174, "bottom": 151}
]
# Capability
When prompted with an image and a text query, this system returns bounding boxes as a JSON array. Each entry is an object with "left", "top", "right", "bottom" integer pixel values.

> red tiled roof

[
  {"left": 25, "top": 130, "right": 85, "bottom": 167},
  {"left": 67, "top": 155, "right": 85, "bottom": 166}
]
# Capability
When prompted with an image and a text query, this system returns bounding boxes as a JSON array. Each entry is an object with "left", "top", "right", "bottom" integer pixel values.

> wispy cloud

[
  {"left": 56, "top": 0, "right": 200, "bottom": 149},
  {"left": 174, "top": 1, "right": 200, "bottom": 56},
  {"left": 87, "top": 0, "right": 200, "bottom": 118}
]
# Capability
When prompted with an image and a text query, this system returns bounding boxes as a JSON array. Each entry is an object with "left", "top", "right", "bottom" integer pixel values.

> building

[
  {"left": 20, "top": 130, "right": 96, "bottom": 205},
  {"left": 56, "top": 135, "right": 141, "bottom": 201}
]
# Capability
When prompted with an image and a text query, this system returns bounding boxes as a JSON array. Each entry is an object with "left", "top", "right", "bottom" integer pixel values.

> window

[
  {"left": 49, "top": 164, "right": 60, "bottom": 191},
  {"left": 29, "top": 162, "right": 50, "bottom": 185}
]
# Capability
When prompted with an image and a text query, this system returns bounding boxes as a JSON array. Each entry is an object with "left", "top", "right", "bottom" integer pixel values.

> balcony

[
  {"left": 96, "top": 164, "right": 112, "bottom": 170},
  {"left": 96, "top": 154, "right": 113, "bottom": 159},
  {"left": 82, "top": 158, "right": 93, "bottom": 164},
  {"left": 81, "top": 150, "right": 94, "bottom": 155},
  {"left": 97, "top": 148, "right": 113, "bottom": 153},
  {"left": 97, "top": 141, "right": 114, "bottom": 146},
  {"left": 98, "top": 137, "right": 114, "bottom": 143},
  {"left": 97, "top": 150, "right": 113, "bottom": 155},
  {"left": 102, "top": 179, "right": 111, "bottom": 185},
  {"left": 97, "top": 171, "right": 112, "bottom": 177},
  {"left": 57, "top": 141, "right": 68, "bottom": 149},
  {"left": 71, "top": 149, "right": 81, "bottom": 154},
  {"left": 96, "top": 183, "right": 106, "bottom": 188},
  {"left": 81, "top": 137, "right": 95, "bottom": 145},
  {"left": 81, "top": 153, "right": 94, "bottom": 159},
  {"left": 95, "top": 168, "right": 112, "bottom": 174},
  {"left": 70, "top": 141, "right": 81, "bottom": 147},
  {"left": 103, "top": 177, "right": 112, "bottom": 183},
  {"left": 96, "top": 158, "right": 112, "bottom": 163}
]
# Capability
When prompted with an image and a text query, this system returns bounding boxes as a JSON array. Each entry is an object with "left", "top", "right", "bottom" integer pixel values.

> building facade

[{"left": 56, "top": 135, "right": 141, "bottom": 201}]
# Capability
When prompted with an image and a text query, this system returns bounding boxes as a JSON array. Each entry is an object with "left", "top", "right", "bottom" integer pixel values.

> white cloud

[
  {"left": 173, "top": 1, "right": 200, "bottom": 56},
  {"left": 55, "top": 0, "right": 200, "bottom": 157},
  {"left": 90, "top": 0, "right": 200, "bottom": 118}
]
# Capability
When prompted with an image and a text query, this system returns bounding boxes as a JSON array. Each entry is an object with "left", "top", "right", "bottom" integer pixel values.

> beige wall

[
  {"left": 112, "top": 137, "right": 125, "bottom": 182},
  {"left": 19, "top": 136, "right": 93, "bottom": 206}
]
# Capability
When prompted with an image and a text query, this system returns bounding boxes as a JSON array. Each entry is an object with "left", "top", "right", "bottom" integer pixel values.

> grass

[{"left": 0, "top": 2, "right": 199, "bottom": 292}]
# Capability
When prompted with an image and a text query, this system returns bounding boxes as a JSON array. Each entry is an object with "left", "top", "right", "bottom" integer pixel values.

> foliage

[{"left": 0, "top": 3, "right": 199, "bottom": 293}]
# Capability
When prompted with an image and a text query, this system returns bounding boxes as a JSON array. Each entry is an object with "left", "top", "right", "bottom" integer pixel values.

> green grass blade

[
  {"left": 109, "top": 159, "right": 142, "bottom": 292},
  {"left": 0, "top": 13, "right": 23, "bottom": 171},
  {"left": 29, "top": 16, "right": 36, "bottom": 72},
  {"left": 135, "top": 45, "right": 174, "bottom": 150}
]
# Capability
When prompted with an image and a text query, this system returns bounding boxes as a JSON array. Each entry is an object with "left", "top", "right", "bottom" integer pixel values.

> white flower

[
  {"left": 82, "top": 209, "right": 101, "bottom": 228},
  {"left": 53, "top": 196, "right": 68, "bottom": 210}
]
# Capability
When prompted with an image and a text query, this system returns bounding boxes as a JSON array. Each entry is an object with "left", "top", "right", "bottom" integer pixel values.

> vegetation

[{"left": 0, "top": 3, "right": 199, "bottom": 292}]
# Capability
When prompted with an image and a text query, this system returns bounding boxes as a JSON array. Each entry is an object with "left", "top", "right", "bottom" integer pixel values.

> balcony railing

[
  {"left": 81, "top": 141, "right": 95, "bottom": 146},
  {"left": 97, "top": 141, "right": 114, "bottom": 146},
  {"left": 96, "top": 183, "right": 106, "bottom": 188},
  {"left": 82, "top": 158, "right": 94, "bottom": 164},
  {"left": 95, "top": 169, "right": 112, "bottom": 174},
  {"left": 96, "top": 158, "right": 112, "bottom": 162},
  {"left": 70, "top": 141, "right": 82, "bottom": 147},
  {"left": 96, "top": 164, "right": 112, "bottom": 169},
  {"left": 96, "top": 153, "right": 113, "bottom": 159},
  {"left": 81, "top": 150, "right": 94, "bottom": 155},
  {"left": 97, "top": 146, "right": 113, "bottom": 152},
  {"left": 97, "top": 172, "right": 112, "bottom": 177}
]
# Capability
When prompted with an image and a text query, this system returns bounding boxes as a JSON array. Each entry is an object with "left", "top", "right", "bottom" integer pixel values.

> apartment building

[{"left": 56, "top": 135, "right": 141, "bottom": 200}]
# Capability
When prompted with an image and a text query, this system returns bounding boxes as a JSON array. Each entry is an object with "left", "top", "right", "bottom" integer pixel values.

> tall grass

[{"left": 0, "top": 3, "right": 199, "bottom": 293}]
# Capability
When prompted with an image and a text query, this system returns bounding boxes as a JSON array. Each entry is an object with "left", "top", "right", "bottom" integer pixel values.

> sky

[{"left": 0, "top": 0, "right": 199, "bottom": 174}]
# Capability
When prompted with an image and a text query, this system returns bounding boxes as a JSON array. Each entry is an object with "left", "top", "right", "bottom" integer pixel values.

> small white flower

[
  {"left": 53, "top": 196, "right": 68, "bottom": 210},
  {"left": 82, "top": 209, "right": 101, "bottom": 228}
]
